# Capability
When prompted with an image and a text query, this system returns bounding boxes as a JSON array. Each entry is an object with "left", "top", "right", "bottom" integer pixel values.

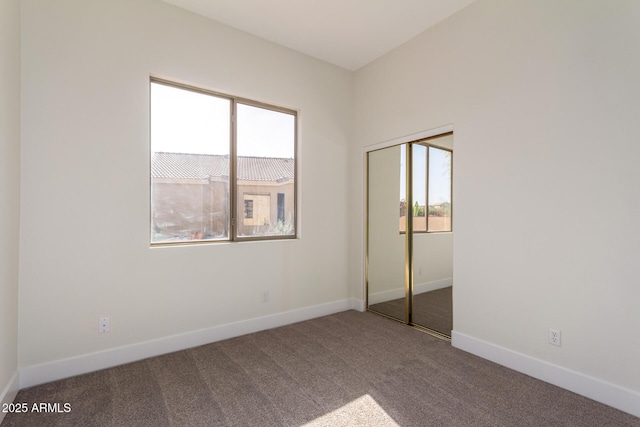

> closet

[{"left": 366, "top": 132, "right": 453, "bottom": 338}]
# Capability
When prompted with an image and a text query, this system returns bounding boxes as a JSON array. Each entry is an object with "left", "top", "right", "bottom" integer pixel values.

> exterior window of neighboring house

[
  {"left": 244, "top": 200, "right": 254, "bottom": 219},
  {"left": 399, "top": 141, "right": 452, "bottom": 233},
  {"left": 243, "top": 194, "right": 270, "bottom": 226},
  {"left": 150, "top": 78, "right": 297, "bottom": 244},
  {"left": 277, "top": 193, "right": 285, "bottom": 224}
]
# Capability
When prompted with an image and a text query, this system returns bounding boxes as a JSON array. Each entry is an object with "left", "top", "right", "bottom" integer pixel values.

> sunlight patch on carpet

[{"left": 302, "top": 394, "right": 399, "bottom": 427}]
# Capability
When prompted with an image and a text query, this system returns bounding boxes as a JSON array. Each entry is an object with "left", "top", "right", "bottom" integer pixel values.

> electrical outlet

[
  {"left": 548, "top": 328, "right": 561, "bottom": 346},
  {"left": 261, "top": 290, "right": 270, "bottom": 303},
  {"left": 99, "top": 316, "right": 110, "bottom": 333}
]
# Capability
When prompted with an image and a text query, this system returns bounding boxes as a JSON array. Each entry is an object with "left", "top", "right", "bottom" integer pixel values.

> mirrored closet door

[
  {"left": 366, "top": 133, "right": 453, "bottom": 338},
  {"left": 367, "top": 144, "right": 408, "bottom": 323}
]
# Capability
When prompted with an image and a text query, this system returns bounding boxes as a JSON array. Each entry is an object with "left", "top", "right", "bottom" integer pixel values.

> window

[
  {"left": 150, "top": 78, "right": 297, "bottom": 244},
  {"left": 242, "top": 194, "right": 270, "bottom": 227},
  {"left": 277, "top": 193, "right": 285, "bottom": 224},
  {"left": 244, "top": 200, "right": 254, "bottom": 219},
  {"left": 399, "top": 139, "right": 452, "bottom": 233}
]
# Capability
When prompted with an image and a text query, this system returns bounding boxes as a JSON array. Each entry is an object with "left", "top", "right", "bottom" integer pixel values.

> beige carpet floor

[{"left": 3, "top": 310, "right": 638, "bottom": 426}]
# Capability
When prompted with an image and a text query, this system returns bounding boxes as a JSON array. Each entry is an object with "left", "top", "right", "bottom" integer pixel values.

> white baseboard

[
  {"left": 368, "top": 278, "right": 452, "bottom": 304},
  {"left": 20, "top": 298, "right": 359, "bottom": 389},
  {"left": 414, "top": 278, "right": 452, "bottom": 295},
  {"left": 0, "top": 371, "right": 20, "bottom": 425},
  {"left": 350, "top": 298, "right": 365, "bottom": 312},
  {"left": 452, "top": 330, "right": 640, "bottom": 418},
  {"left": 367, "top": 287, "right": 404, "bottom": 305}
]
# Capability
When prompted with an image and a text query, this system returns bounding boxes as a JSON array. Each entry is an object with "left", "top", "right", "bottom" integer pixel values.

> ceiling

[{"left": 162, "top": 0, "right": 476, "bottom": 71}]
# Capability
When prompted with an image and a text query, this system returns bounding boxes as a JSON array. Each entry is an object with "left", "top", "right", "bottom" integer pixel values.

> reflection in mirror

[
  {"left": 367, "top": 145, "right": 407, "bottom": 322},
  {"left": 399, "top": 144, "right": 428, "bottom": 233},
  {"left": 367, "top": 133, "right": 453, "bottom": 337},
  {"left": 412, "top": 135, "right": 453, "bottom": 336},
  {"left": 428, "top": 146, "right": 452, "bottom": 232}
]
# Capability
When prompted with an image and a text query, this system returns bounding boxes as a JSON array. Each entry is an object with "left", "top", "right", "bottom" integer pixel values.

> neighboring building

[{"left": 151, "top": 152, "right": 295, "bottom": 241}]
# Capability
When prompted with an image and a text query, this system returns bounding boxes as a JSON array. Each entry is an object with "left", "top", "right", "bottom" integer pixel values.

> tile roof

[{"left": 151, "top": 152, "right": 294, "bottom": 182}]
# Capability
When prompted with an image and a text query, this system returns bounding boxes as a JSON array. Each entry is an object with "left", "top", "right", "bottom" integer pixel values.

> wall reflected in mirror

[{"left": 367, "top": 145, "right": 407, "bottom": 322}]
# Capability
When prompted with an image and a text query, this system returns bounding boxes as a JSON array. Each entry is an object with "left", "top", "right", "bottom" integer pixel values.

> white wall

[
  {"left": 0, "top": 0, "right": 21, "bottom": 417},
  {"left": 0, "top": 0, "right": 21, "bottom": 410},
  {"left": 354, "top": 0, "right": 640, "bottom": 415},
  {"left": 19, "top": 0, "right": 353, "bottom": 373}
]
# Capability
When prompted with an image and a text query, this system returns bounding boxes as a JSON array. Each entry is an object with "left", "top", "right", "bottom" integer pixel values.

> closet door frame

[{"left": 365, "top": 126, "right": 453, "bottom": 338}]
